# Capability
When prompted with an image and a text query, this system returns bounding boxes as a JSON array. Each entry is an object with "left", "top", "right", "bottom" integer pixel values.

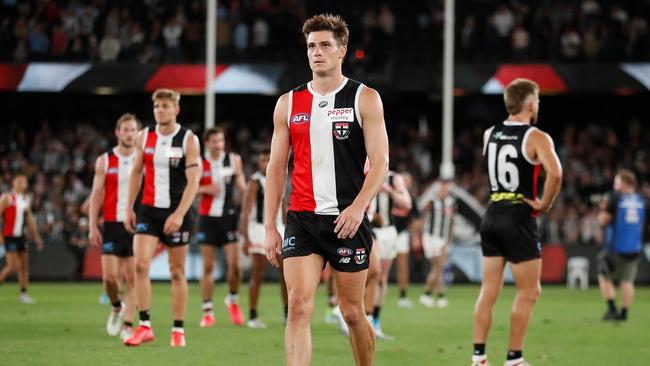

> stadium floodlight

[
  {"left": 440, "top": 0, "right": 455, "bottom": 180},
  {"left": 205, "top": 0, "right": 217, "bottom": 129}
]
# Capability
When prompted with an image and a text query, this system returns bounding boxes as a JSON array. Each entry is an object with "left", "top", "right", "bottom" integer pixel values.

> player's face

[
  {"left": 258, "top": 153, "right": 270, "bottom": 174},
  {"left": 613, "top": 175, "right": 623, "bottom": 192},
  {"left": 438, "top": 181, "right": 449, "bottom": 197},
  {"left": 306, "top": 31, "right": 346, "bottom": 76},
  {"left": 116, "top": 119, "right": 138, "bottom": 148},
  {"left": 206, "top": 132, "right": 225, "bottom": 154},
  {"left": 12, "top": 176, "right": 27, "bottom": 193},
  {"left": 153, "top": 98, "right": 179, "bottom": 125}
]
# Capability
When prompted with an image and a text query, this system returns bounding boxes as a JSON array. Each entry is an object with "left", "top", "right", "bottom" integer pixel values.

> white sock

[
  {"left": 172, "top": 327, "right": 184, "bottom": 334},
  {"left": 228, "top": 294, "right": 238, "bottom": 303},
  {"left": 202, "top": 301, "right": 214, "bottom": 312},
  {"left": 472, "top": 354, "right": 487, "bottom": 362},
  {"left": 139, "top": 320, "right": 151, "bottom": 328},
  {"left": 505, "top": 357, "right": 523, "bottom": 366}
]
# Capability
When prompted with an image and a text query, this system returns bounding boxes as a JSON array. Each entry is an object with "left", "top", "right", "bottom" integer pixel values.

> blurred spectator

[{"left": 99, "top": 33, "right": 120, "bottom": 62}]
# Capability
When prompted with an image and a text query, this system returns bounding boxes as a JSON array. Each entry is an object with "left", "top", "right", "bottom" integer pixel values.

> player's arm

[
  {"left": 234, "top": 154, "right": 247, "bottom": 206},
  {"left": 240, "top": 179, "right": 259, "bottom": 255},
  {"left": 523, "top": 130, "right": 563, "bottom": 213},
  {"left": 197, "top": 161, "right": 220, "bottom": 196},
  {"left": 334, "top": 87, "right": 389, "bottom": 239},
  {"left": 388, "top": 173, "right": 412, "bottom": 210},
  {"left": 445, "top": 204, "right": 456, "bottom": 248},
  {"left": 25, "top": 205, "right": 43, "bottom": 251},
  {"left": 264, "top": 93, "right": 291, "bottom": 267},
  {"left": 88, "top": 154, "right": 106, "bottom": 246},
  {"left": 598, "top": 194, "right": 616, "bottom": 226},
  {"left": 125, "top": 130, "right": 145, "bottom": 233},
  {"left": 164, "top": 132, "right": 201, "bottom": 235},
  {"left": 0, "top": 193, "right": 9, "bottom": 245}
]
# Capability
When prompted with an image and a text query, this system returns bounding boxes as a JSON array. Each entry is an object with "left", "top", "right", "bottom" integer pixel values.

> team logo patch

[
  {"left": 337, "top": 247, "right": 354, "bottom": 257},
  {"left": 107, "top": 168, "right": 119, "bottom": 174},
  {"left": 333, "top": 122, "right": 351, "bottom": 140},
  {"left": 354, "top": 248, "right": 367, "bottom": 265},
  {"left": 319, "top": 101, "right": 328, "bottom": 108},
  {"left": 339, "top": 257, "right": 351, "bottom": 264},
  {"left": 327, "top": 108, "right": 354, "bottom": 122},
  {"left": 103, "top": 242, "right": 114, "bottom": 252},
  {"left": 144, "top": 147, "right": 155, "bottom": 155},
  {"left": 136, "top": 223, "right": 149, "bottom": 232},
  {"left": 291, "top": 113, "right": 311, "bottom": 125}
]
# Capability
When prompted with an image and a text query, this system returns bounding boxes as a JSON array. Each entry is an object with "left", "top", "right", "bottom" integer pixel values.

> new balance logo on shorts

[
  {"left": 103, "top": 242, "right": 114, "bottom": 252},
  {"left": 136, "top": 223, "right": 149, "bottom": 232},
  {"left": 339, "top": 257, "right": 351, "bottom": 264}
]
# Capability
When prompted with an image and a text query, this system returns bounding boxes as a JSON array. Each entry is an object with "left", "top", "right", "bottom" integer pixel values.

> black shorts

[
  {"left": 135, "top": 205, "right": 193, "bottom": 246},
  {"left": 283, "top": 210, "right": 373, "bottom": 272},
  {"left": 3, "top": 237, "right": 26, "bottom": 252},
  {"left": 480, "top": 205, "right": 541, "bottom": 263},
  {"left": 102, "top": 222, "right": 134, "bottom": 257},
  {"left": 197, "top": 215, "right": 238, "bottom": 246}
]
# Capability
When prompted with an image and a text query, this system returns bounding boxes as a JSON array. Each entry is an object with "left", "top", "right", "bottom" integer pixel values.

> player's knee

[
  {"left": 104, "top": 273, "right": 119, "bottom": 287},
  {"left": 203, "top": 261, "right": 214, "bottom": 275},
  {"left": 519, "top": 285, "right": 541, "bottom": 302},
  {"left": 228, "top": 262, "right": 240, "bottom": 276},
  {"left": 480, "top": 287, "right": 500, "bottom": 303},
  {"left": 170, "top": 266, "right": 185, "bottom": 282},
  {"left": 135, "top": 260, "right": 150, "bottom": 276},
  {"left": 340, "top": 305, "right": 363, "bottom": 327},
  {"left": 287, "top": 294, "right": 313, "bottom": 320}
]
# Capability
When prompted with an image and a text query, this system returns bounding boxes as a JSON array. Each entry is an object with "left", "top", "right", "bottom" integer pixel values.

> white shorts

[
  {"left": 423, "top": 234, "right": 447, "bottom": 259},
  {"left": 373, "top": 226, "right": 399, "bottom": 260},
  {"left": 396, "top": 231, "right": 410, "bottom": 254},
  {"left": 248, "top": 222, "right": 284, "bottom": 256}
]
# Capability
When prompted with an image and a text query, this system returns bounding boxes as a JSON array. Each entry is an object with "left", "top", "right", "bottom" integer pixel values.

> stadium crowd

[
  {"left": 1, "top": 115, "right": 648, "bottom": 278},
  {"left": 1, "top": 0, "right": 649, "bottom": 64}
]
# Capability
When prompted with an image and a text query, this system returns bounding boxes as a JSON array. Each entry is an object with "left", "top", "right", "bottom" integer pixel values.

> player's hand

[
  {"left": 334, "top": 202, "right": 365, "bottom": 239},
  {"left": 88, "top": 225, "right": 102, "bottom": 247},
  {"left": 124, "top": 209, "right": 137, "bottom": 233},
  {"left": 265, "top": 228, "right": 282, "bottom": 268},
  {"left": 523, "top": 197, "right": 548, "bottom": 213},
  {"left": 381, "top": 182, "right": 393, "bottom": 193},
  {"left": 163, "top": 211, "right": 184, "bottom": 235},
  {"left": 35, "top": 237, "right": 44, "bottom": 251},
  {"left": 243, "top": 239, "right": 251, "bottom": 256},
  {"left": 205, "top": 183, "right": 221, "bottom": 196}
]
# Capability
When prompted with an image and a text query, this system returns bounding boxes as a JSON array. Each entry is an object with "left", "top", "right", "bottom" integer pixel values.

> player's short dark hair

[
  {"left": 302, "top": 14, "right": 349, "bottom": 47},
  {"left": 115, "top": 113, "right": 139, "bottom": 130},
  {"left": 504, "top": 78, "right": 539, "bottom": 115},
  {"left": 152, "top": 88, "right": 180, "bottom": 104},
  {"left": 617, "top": 169, "right": 637, "bottom": 188},
  {"left": 203, "top": 126, "right": 224, "bottom": 141},
  {"left": 259, "top": 148, "right": 271, "bottom": 156}
]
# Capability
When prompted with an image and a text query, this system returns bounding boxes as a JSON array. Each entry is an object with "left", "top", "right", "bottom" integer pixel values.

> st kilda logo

[
  {"left": 333, "top": 122, "right": 351, "bottom": 140},
  {"left": 291, "top": 113, "right": 310, "bottom": 125},
  {"left": 354, "top": 248, "right": 366, "bottom": 265}
]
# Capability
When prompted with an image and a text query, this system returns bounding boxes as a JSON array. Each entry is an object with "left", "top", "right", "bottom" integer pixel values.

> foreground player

[
  {"left": 265, "top": 14, "right": 389, "bottom": 366},
  {"left": 124, "top": 89, "right": 201, "bottom": 347},
  {"left": 0, "top": 174, "right": 44, "bottom": 303},
  {"left": 240, "top": 149, "right": 288, "bottom": 328},
  {"left": 472, "top": 79, "right": 562, "bottom": 366},
  {"left": 197, "top": 127, "right": 247, "bottom": 327},
  {"left": 88, "top": 113, "right": 139, "bottom": 339},
  {"left": 598, "top": 170, "right": 645, "bottom": 321},
  {"left": 419, "top": 179, "right": 455, "bottom": 308}
]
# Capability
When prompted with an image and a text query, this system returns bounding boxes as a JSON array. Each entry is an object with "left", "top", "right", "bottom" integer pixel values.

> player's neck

[
  {"left": 311, "top": 71, "right": 345, "bottom": 95},
  {"left": 115, "top": 144, "right": 134, "bottom": 157},
  {"left": 209, "top": 150, "right": 223, "bottom": 160},
  {"left": 506, "top": 114, "right": 532, "bottom": 125},
  {"left": 156, "top": 121, "right": 178, "bottom": 135}
]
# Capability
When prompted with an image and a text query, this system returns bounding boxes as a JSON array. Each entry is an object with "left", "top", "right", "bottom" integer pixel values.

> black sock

[
  {"left": 139, "top": 310, "right": 150, "bottom": 322},
  {"left": 20, "top": 287, "right": 26, "bottom": 294},
  {"left": 607, "top": 299, "right": 617, "bottom": 313},
  {"left": 438, "top": 293, "right": 446, "bottom": 299},
  {"left": 620, "top": 307, "right": 628, "bottom": 319},
  {"left": 507, "top": 350, "right": 522, "bottom": 361},
  {"left": 373, "top": 306, "right": 381, "bottom": 321},
  {"left": 250, "top": 309, "right": 258, "bottom": 320},
  {"left": 124, "top": 321, "right": 133, "bottom": 328},
  {"left": 111, "top": 300, "right": 122, "bottom": 309},
  {"left": 229, "top": 291, "right": 237, "bottom": 296},
  {"left": 173, "top": 320, "right": 184, "bottom": 329},
  {"left": 473, "top": 343, "right": 486, "bottom": 356},
  {"left": 425, "top": 290, "right": 432, "bottom": 296},
  {"left": 399, "top": 289, "right": 406, "bottom": 298}
]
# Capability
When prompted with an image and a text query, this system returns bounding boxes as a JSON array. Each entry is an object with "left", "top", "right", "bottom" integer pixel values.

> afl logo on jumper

[
  {"left": 291, "top": 113, "right": 310, "bottom": 125},
  {"left": 333, "top": 122, "right": 351, "bottom": 140}
]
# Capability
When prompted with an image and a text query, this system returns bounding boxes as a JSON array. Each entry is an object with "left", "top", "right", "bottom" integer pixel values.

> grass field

[{"left": 0, "top": 282, "right": 648, "bottom": 365}]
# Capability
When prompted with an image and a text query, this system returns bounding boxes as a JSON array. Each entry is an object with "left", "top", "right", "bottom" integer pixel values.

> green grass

[{"left": 0, "top": 282, "right": 648, "bottom": 365}]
